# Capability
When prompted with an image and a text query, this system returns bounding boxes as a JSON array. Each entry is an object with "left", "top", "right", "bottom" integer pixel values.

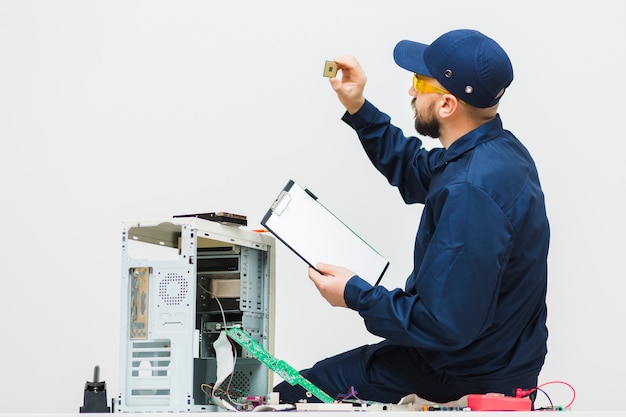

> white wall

[{"left": 1, "top": 0, "right": 624, "bottom": 412}]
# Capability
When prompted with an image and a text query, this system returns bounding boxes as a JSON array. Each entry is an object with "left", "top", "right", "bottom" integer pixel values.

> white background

[{"left": 1, "top": 0, "right": 624, "bottom": 413}]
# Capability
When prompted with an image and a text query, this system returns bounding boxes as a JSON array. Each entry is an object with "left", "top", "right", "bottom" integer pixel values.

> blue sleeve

[
  {"left": 342, "top": 100, "right": 444, "bottom": 204},
  {"left": 344, "top": 183, "right": 514, "bottom": 351}
]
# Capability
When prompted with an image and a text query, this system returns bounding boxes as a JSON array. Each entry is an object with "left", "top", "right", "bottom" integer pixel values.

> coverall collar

[{"left": 435, "top": 114, "right": 504, "bottom": 169}]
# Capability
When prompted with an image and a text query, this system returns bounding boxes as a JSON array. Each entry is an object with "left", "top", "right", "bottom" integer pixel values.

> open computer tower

[{"left": 116, "top": 217, "right": 276, "bottom": 412}]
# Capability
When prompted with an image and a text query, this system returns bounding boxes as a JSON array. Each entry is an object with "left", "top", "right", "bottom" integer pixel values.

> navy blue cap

[{"left": 393, "top": 29, "right": 513, "bottom": 108}]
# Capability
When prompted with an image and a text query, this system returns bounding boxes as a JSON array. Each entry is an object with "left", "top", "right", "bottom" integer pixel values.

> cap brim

[{"left": 393, "top": 40, "right": 432, "bottom": 76}]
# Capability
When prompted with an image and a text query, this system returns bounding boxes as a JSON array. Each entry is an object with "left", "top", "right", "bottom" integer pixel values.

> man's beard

[{"left": 413, "top": 99, "right": 441, "bottom": 139}]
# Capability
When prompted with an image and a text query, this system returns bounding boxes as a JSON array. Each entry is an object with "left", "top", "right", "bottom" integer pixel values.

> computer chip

[{"left": 323, "top": 60, "right": 338, "bottom": 78}]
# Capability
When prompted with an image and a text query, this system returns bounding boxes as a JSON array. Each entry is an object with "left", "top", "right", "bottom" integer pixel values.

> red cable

[{"left": 535, "top": 380, "right": 576, "bottom": 409}]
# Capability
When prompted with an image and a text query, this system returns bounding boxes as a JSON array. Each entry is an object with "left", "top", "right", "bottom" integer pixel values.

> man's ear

[{"left": 438, "top": 94, "right": 460, "bottom": 119}]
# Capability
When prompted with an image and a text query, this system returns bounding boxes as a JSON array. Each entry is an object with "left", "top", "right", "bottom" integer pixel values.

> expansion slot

[{"left": 225, "top": 327, "right": 334, "bottom": 403}]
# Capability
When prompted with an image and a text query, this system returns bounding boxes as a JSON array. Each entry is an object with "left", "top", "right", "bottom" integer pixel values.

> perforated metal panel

[
  {"left": 159, "top": 273, "right": 189, "bottom": 306},
  {"left": 230, "top": 370, "right": 251, "bottom": 394}
]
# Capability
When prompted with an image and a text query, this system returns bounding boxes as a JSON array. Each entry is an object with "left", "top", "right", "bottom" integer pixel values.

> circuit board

[{"left": 225, "top": 327, "right": 334, "bottom": 403}]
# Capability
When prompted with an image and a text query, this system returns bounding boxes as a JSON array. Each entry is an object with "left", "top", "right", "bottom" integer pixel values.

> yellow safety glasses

[
  {"left": 412, "top": 74, "right": 466, "bottom": 106},
  {"left": 412, "top": 73, "right": 451, "bottom": 95}
]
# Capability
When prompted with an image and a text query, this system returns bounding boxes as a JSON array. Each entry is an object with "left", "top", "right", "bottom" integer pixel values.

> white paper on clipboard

[{"left": 261, "top": 180, "right": 389, "bottom": 286}]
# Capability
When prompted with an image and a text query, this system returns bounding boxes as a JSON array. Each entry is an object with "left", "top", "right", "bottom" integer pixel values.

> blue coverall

[{"left": 275, "top": 100, "right": 549, "bottom": 404}]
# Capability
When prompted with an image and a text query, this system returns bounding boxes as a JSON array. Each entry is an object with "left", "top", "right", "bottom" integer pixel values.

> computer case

[{"left": 116, "top": 217, "right": 276, "bottom": 412}]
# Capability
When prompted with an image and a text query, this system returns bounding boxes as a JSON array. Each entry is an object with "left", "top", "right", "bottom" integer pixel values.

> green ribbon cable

[{"left": 225, "top": 327, "right": 335, "bottom": 403}]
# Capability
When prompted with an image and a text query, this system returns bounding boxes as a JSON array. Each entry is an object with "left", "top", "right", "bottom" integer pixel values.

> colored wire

[
  {"left": 196, "top": 287, "right": 243, "bottom": 408},
  {"left": 520, "top": 380, "right": 576, "bottom": 410},
  {"left": 197, "top": 283, "right": 227, "bottom": 328},
  {"left": 536, "top": 380, "right": 576, "bottom": 409},
  {"left": 536, "top": 387, "right": 553, "bottom": 410},
  {"left": 336, "top": 386, "right": 364, "bottom": 403}
]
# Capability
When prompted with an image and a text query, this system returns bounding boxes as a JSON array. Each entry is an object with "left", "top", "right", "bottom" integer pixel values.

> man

[{"left": 275, "top": 29, "right": 549, "bottom": 405}]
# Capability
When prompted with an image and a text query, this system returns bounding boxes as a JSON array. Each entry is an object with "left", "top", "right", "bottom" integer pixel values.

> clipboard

[{"left": 261, "top": 180, "right": 389, "bottom": 285}]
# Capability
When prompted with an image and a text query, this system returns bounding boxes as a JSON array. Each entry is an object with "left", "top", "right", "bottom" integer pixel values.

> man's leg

[
  {"left": 273, "top": 341, "right": 540, "bottom": 405},
  {"left": 273, "top": 343, "right": 374, "bottom": 403},
  {"left": 273, "top": 341, "right": 452, "bottom": 404}
]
